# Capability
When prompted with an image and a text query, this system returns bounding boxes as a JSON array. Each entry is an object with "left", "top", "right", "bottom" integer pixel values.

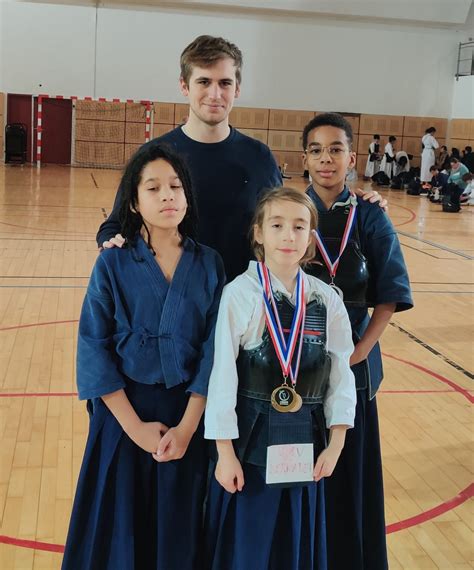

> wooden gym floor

[{"left": 0, "top": 163, "right": 472, "bottom": 569}]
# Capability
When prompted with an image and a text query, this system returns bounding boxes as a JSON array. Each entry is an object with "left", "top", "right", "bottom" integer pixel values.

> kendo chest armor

[
  {"left": 237, "top": 295, "right": 331, "bottom": 404},
  {"left": 306, "top": 206, "right": 370, "bottom": 306}
]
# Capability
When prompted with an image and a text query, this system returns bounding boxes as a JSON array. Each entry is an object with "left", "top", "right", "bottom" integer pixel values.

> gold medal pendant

[
  {"left": 290, "top": 392, "right": 303, "bottom": 413},
  {"left": 271, "top": 385, "right": 297, "bottom": 413}
]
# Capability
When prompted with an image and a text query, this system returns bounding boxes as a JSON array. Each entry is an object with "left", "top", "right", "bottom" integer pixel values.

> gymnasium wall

[
  {"left": 452, "top": 76, "right": 474, "bottom": 119},
  {"left": 0, "top": 0, "right": 463, "bottom": 117}
]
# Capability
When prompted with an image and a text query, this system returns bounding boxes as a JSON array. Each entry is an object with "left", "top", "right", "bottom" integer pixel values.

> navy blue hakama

[
  {"left": 324, "top": 390, "right": 387, "bottom": 570},
  {"left": 62, "top": 380, "right": 207, "bottom": 570},
  {"left": 205, "top": 463, "right": 327, "bottom": 570}
]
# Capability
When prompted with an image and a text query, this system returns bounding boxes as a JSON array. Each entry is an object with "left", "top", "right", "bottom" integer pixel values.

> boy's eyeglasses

[{"left": 304, "top": 146, "right": 350, "bottom": 159}]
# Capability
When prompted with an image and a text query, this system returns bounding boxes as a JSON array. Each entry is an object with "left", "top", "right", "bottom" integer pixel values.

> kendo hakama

[
  {"left": 204, "top": 296, "right": 333, "bottom": 570},
  {"left": 305, "top": 187, "right": 413, "bottom": 570},
  {"left": 62, "top": 381, "right": 207, "bottom": 570}
]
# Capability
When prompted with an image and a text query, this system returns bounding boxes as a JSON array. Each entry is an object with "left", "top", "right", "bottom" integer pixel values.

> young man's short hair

[
  {"left": 302, "top": 112, "right": 353, "bottom": 150},
  {"left": 429, "top": 165, "right": 438, "bottom": 172},
  {"left": 180, "top": 35, "right": 243, "bottom": 86}
]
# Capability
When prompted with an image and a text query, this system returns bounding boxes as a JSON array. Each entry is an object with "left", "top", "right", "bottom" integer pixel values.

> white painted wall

[
  {"left": 451, "top": 76, "right": 474, "bottom": 118},
  {"left": 0, "top": 0, "right": 465, "bottom": 117}
]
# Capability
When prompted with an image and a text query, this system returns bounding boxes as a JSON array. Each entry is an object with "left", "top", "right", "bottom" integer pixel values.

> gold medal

[
  {"left": 289, "top": 392, "right": 303, "bottom": 413},
  {"left": 271, "top": 385, "right": 297, "bottom": 413}
]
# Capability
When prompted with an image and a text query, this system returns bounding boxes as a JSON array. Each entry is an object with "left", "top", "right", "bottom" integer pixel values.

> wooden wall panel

[
  {"left": 402, "top": 137, "right": 447, "bottom": 157},
  {"left": 268, "top": 130, "right": 303, "bottom": 152},
  {"left": 401, "top": 137, "right": 423, "bottom": 157},
  {"left": 74, "top": 141, "right": 124, "bottom": 166},
  {"left": 125, "top": 123, "right": 146, "bottom": 144},
  {"left": 229, "top": 107, "right": 269, "bottom": 129},
  {"left": 343, "top": 115, "right": 360, "bottom": 134},
  {"left": 449, "top": 139, "right": 472, "bottom": 151},
  {"left": 239, "top": 128, "right": 268, "bottom": 145},
  {"left": 450, "top": 119, "right": 471, "bottom": 140},
  {"left": 411, "top": 156, "right": 421, "bottom": 168},
  {"left": 359, "top": 114, "right": 404, "bottom": 136},
  {"left": 470, "top": 120, "right": 474, "bottom": 139},
  {"left": 75, "top": 120, "right": 125, "bottom": 143},
  {"left": 356, "top": 155, "right": 368, "bottom": 176},
  {"left": 269, "top": 109, "right": 315, "bottom": 131},
  {"left": 125, "top": 102, "right": 146, "bottom": 123},
  {"left": 352, "top": 135, "right": 359, "bottom": 153},
  {"left": 0, "top": 92, "right": 4, "bottom": 159},
  {"left": 174, "top": 104, "right": 189, "bottom": 125},
  {"left": 404, "top": 116, "right": 448, "bottom": 138},
  {"left": 152, "top": 124, "right": 174, "bottom": 138},
  {"left": 124, "top": 143, "right": 141, "bottom": 162},
  {"left": 272, "top": 151, "right": 304, "bottom": 174},
  {"left": 75, "top": 100, "right": 126, "bottom": 122},
  {"left": 153, "top": 103, "right": 175, "bottom": 125}
]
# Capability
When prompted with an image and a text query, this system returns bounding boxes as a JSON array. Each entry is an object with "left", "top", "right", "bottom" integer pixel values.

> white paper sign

[{"left": 265, "top": 443, "right": 314, "bottom": 485}]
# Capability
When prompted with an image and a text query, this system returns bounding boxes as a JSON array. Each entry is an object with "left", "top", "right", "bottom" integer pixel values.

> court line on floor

[
  {"left": 411, "top": 290, "right": 473, "bottom": 294},
  {"left": 390, "top": 204, "right": 417, "bottom": 227},
  {"left": 0, "top": 220, "right": 95, "bottom": 236},
  {"left": 0, "top": 319, "right": 79, "bottom": 332},
  {"left": 397, "top": 230, "right": 474, "bottom": 260},
  {"left": 383, "top": 352, "right": 473, "bottom": 402},
  {"left": 0, "top": 237, "right": 95, "bottom": 242},
  {"left": 389, "top": 322, "right": 473, "bottom": 381},
  {"left": 0, "top": 326, "right": 471, "bottom": 552},
  {"left": 386, "top": 483, "right": 474, "bottom": 534},
  {"left": 0, "top": 203, "right": 107, "bottom": 209},
  {"left": 90, "top": 173, "right": 99, "bottom": 188},
  {"left": 0, "top": 275, "right": 89, "bottom": 279},
  {"left": 0, "top": 285, "right": 87, "bottom": 289},
  {"left": 398, "top": 242, "right": 440, "bottom": 258}
]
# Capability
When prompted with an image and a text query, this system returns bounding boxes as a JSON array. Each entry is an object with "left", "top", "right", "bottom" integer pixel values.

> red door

[
  {"left": 40, "top": 98, "right": 72, "bottom": 164},
  {"left": 7, "top": 94, "right": 33, "bottom": 162}
]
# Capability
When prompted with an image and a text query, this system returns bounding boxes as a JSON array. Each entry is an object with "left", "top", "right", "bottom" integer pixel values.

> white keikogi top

[{"left": 204, "top": 261, "right": 357, "bottom": 441}]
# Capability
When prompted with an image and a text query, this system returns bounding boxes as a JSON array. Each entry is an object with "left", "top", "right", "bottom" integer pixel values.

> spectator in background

[
  {"left": 420, "top": 127, "right": 439, "bottom": 183},
  {"left": 425, "top": 165, "right": 449, "bottom": 202},
  {"left": 364, "top": 134, "right": 381, "bottom": 180},
  {"left": 460, "top": 172, "right": 474, "bottom": 205},
  {"left": 461, "top": 146, "right": 474, "bottom": 173},
  {"left": 444, "top": 158, "right": 470, "bottom": 212},
  {"left": 379, "top": 136, "right": 396, "bottom": 179},
  {"left": 436, "top": 145, "right": 449, "bottom": 170},
  {"left": 450, "top": 147, "right": 461, "bottom": 162},
  {"left": 393, "top": 150, "right": 411, "bottom": 177}
]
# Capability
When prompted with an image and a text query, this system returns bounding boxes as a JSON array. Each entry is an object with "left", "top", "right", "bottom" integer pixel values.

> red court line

[
  {"left": 0, "top": 319, "right": 78, "bottom": 332},
  {"left": 378, "top": 389, "right": 453, "bottom": 394},
  {"left": 391, "top": 203, "right": 417, "bottom": 227},
  {"left": 0, "top": 392, "right": 77, "bottom": 398},
  {"left": 386, "top": 483, "right": 474, "bottom": 533},
  {"left": 0, "top": 390, "right": 457, "bottom": 398},
  {"left": 0, "top": 535, "right": 64, "bottom": 554},
  {"left": 383, "top": 352, "right": 474, "bottom": 404},
  {"left": 0, "top": 321, "right": 471, "bottom": 554}
]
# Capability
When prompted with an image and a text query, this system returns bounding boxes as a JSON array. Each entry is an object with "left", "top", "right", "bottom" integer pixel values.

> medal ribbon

[
  {"left": 314, "top": 199, "right": 357, "bottom": 282},
  {"left": 257, "top": 262, "right": 306, "bottom": 387}
]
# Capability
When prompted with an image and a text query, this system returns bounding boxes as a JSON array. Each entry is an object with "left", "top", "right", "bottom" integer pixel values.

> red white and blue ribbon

[
  {"left": 257, "top": 262, "right": 306, "bottom": 387},
  {"left": 313, "top": 199, "right": 357, "bottom": 282}
]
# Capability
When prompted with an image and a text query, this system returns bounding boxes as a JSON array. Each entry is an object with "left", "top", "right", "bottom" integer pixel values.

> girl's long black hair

[{"left": 118, "top": 140, "right": 198, "bottom": 253}]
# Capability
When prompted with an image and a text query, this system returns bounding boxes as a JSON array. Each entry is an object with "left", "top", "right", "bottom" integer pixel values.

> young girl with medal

[
  {"left": 204, "top": 187, "right": 357, "bottom": 570},
  {"left": 62, "top": 142, "right": 225, "bottom": 570},
  {"left": 302, "top": 113, "right": 413, "bottom": 570}
]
